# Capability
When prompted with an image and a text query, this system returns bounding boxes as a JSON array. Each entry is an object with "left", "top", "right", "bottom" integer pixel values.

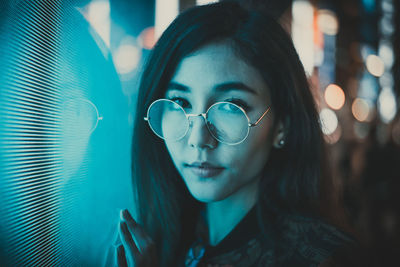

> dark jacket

[{"left": 182, "top": 206, "right": 354, "bottom": 267}]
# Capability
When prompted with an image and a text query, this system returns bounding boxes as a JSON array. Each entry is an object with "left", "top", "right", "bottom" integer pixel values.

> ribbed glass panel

[
  {"left": 0, "top": 1, "right": 65, "bottom": 266},
  {"left": 0, "top": 1, "right": 133, "bottom": 266}
]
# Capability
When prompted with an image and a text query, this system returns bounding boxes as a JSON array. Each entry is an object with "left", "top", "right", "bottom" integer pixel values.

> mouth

[{"left": 184, "top": 162, "right": 225, "bottom": 178}]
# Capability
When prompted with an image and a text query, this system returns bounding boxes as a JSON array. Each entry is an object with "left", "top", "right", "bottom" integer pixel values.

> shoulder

[{"left": 276, "top": 213, "right": 355, "bottom": 266}]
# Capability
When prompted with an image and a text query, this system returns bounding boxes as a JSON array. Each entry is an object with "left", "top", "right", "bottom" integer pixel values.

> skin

[
  {"left": 164, "top": 43, "right": 274, "bottom": 202},
  {"left": 116, "top": 42, "right": 281, "bottom": 265},
  {"left": 117, "top": 209, "right": 157, "bottom": 267}
]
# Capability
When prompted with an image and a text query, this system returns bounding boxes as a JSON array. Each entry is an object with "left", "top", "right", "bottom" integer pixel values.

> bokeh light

[
  {"left": 379, "top": 41, "right": 394, "bottom": 68},
  {"left": 363, "top": 0, "right": 376, "bottom": 12},
  {"left": 381, "top": 0, "right": 394, "bottom": 13},
  {"left": 324, "top": 84, "right": 345, "bottom": 110},
  {"left": 366, "top": 54, "right": 385, "bottom": 77},
  {"left": 113, "top": 43, "right": 141, "bottom": 75},
  {"left": 378, "top": 87, "right": 397, "bottom": 123},
  {"left": 138, "top": 27, "right": 156, "bottom": 50},
  {"left": 155, "top": 0, "right": 178, "bottom": 38},
  {"left": 197, "top": 0, "right": 219, "bottom": 5},
  {"left": 292, "top": 0, "right": 314, "bottom": 75},
  {"left": 379, "top": 15, "right": 394, "bottom": 35},
  {"left": 320, "top": 108, "right": 339, "bottom": 135},
  {"left": 317, "top": 9, "right": 339, "bottom": 36},
  {"left": 352, "top": 98, "right": 371, "bottom": 122},
  {"left": 86, "top": 0, "right": 110, "bottom": 47}
]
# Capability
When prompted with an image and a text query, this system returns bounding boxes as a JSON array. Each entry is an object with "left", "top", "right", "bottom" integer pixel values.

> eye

[
  {"left": 168, "top": 97, "right": 191, "bottom": 109},
  {"left": 216, "top": 102, "right": 248, "bottom": 115},
  {"left": 225, "top": 98, "right": 251, "bottom": 112},
  {"left": 217, "top": 102, "right": 242, "bottom": 113}
]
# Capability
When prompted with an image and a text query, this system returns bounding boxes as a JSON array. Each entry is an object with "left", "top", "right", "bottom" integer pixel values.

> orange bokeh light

[
  {"left": 352, "top": 98, "right": 370, "bottom": 122},
  {"left": 139, "top": 27, "right": 156, "bottom": 50},
  {"left": 324, "top": 84, "right": 345, "bottom": 110}
]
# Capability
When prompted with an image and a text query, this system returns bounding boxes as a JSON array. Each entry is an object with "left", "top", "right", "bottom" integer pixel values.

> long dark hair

[{"left": 132, "top": 1, "right": 332, "bottom": 265}]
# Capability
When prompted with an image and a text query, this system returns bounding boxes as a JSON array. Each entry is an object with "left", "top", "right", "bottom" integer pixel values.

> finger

[
  {"left": 121, "top": 209, "right": 153, "bottom": 252},
  {"left": 119, "top": 221, "right": 141, "bottom": 265},
  {"left": 116, "top": 244, "right": 127, "bottom": 267}
]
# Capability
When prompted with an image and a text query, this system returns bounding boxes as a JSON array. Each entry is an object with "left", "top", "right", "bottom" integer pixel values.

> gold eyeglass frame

[{"left": 144, "top": 98, "right": 271, "bottom": 145}]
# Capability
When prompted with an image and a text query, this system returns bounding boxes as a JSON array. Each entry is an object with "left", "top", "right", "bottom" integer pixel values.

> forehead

[{"left": 169, "top": 43, "right": 269, "bottom": 98}]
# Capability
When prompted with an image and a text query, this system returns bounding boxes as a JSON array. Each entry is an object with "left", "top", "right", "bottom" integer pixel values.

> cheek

[{"left": 230, "top": 126, "right": 274, "bottom": 174}]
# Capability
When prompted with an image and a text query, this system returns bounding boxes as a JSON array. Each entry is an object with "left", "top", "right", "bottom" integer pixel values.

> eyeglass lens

[{"left": 147, "top": 99, "right": 249, "bottom": 144}]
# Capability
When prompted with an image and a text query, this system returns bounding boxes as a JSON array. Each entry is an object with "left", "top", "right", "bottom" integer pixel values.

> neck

[{"left": 205, "top": 176, "right": 260, "bottom": 246}]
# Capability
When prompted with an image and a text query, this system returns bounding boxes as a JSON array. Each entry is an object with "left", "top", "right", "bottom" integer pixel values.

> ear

[{"left": 273, "top": 119, "right": 288, "bottom": 149}]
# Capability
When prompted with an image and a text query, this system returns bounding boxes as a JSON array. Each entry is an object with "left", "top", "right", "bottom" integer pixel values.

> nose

[{"left": 187, "top": 115, "right": 217, "bottom": 150}]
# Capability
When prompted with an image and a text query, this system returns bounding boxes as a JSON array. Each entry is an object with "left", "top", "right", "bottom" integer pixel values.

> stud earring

[{"left": 276, "top": 139, "right": 285, "bottom": 148}]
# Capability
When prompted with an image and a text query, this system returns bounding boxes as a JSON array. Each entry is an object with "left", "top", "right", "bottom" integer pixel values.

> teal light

[
  {"left": 362, "top": 0, "right": 376, "bottom": 13},
  {"left": 0, "top": 1, "right": 133, "bottom": 265}
]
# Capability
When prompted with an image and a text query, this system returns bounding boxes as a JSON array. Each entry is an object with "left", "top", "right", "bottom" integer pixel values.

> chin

[
  {"left": 191, "top": 193, "right": 225, "bottom": 203},
  {"left": 186, "top": 184, "right": 231, "bottom": 203},
  {"left": 179, "top": 169, "right": 234, "bottom": 202}
]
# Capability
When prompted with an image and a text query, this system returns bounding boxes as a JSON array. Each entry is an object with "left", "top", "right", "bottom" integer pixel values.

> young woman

[{"left": 112, "top": 2, "right": 353, "bottom": 266}]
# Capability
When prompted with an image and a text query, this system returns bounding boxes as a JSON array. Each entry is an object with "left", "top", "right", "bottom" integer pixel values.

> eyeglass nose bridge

[
  {"left": 185, "top": 113, "right": 208, "bottom": 127},
  {"left": 184, "top": 113, "right": 217, "bottom": 147}
]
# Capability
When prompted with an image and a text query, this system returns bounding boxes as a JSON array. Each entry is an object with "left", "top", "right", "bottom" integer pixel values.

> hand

[{"left": 116, "top": 209, "right": 158, "bottom": 267}]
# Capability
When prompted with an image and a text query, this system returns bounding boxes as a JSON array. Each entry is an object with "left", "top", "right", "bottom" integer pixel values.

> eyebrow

[{"left": 167, "top": 81, "right": 258, "bottom": 95}]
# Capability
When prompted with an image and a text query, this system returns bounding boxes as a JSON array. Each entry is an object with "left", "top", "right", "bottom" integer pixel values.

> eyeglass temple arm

[{"left": 249, "top": 107, "right": 271, "bottom": 127}]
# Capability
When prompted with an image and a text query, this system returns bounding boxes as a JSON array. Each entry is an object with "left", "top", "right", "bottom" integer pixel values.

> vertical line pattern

[{"left": 0, "top": 0, "right": 65, "bottom": 266}]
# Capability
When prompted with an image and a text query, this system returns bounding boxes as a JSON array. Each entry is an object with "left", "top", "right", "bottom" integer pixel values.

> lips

[{"left": 185, "top": 161, "right": 225, "bottom": 178}]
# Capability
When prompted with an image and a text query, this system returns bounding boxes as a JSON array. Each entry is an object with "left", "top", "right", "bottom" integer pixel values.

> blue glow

[
  {"left": 362, "top": 0, "right": 376, "bottom": 13},
  {"left": 0, "top": 1, "right": 133, "bottom": 265},
  {"left": 359, "top": 71, "right": 379, "bottom": 101}
]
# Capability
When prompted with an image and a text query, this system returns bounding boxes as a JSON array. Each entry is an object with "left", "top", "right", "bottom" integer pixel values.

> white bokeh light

[
  {"left": 113, "top": 44, "right": 141, "bottom": 75},
  {"left": 86, "top": 0, "right": 110, "bottom": 47},
  {"left": 197, "top": 0, "right": 219, "bottom": 5},
  {"left": 378, "top": 87, "right": 397, "bottom": 123},
  {"left": 155, "top": 0, "right": 179, "bottom": 39},
  {"left": 292, "top": 0, "right": 314, "bottom": 75},
  {"left": 366, "top": 55, "right": 385, "bottom": 77},
  {"left": 319, "top": 108, "right": 338, "bottom": 135},
  {"left": 317, "top": 9, "right": 339, "bottom": 35},
  {"left": 379, "top": 41, "right": 394, "bottom": 68}
]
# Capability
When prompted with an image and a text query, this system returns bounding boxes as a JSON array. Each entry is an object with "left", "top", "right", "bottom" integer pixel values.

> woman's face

[{"left": 164, "top": 43, "right": 276, "bottom": 203}]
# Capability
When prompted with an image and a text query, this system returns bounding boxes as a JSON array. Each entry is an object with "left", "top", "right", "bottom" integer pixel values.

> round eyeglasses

[{"left": 144, "top": 99, "right": 271, "bottom": 145}]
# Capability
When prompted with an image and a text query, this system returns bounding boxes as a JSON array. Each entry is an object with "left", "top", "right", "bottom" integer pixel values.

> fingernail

[{"left": 120, "top": 209, "right": 125, "bottom": 221}]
